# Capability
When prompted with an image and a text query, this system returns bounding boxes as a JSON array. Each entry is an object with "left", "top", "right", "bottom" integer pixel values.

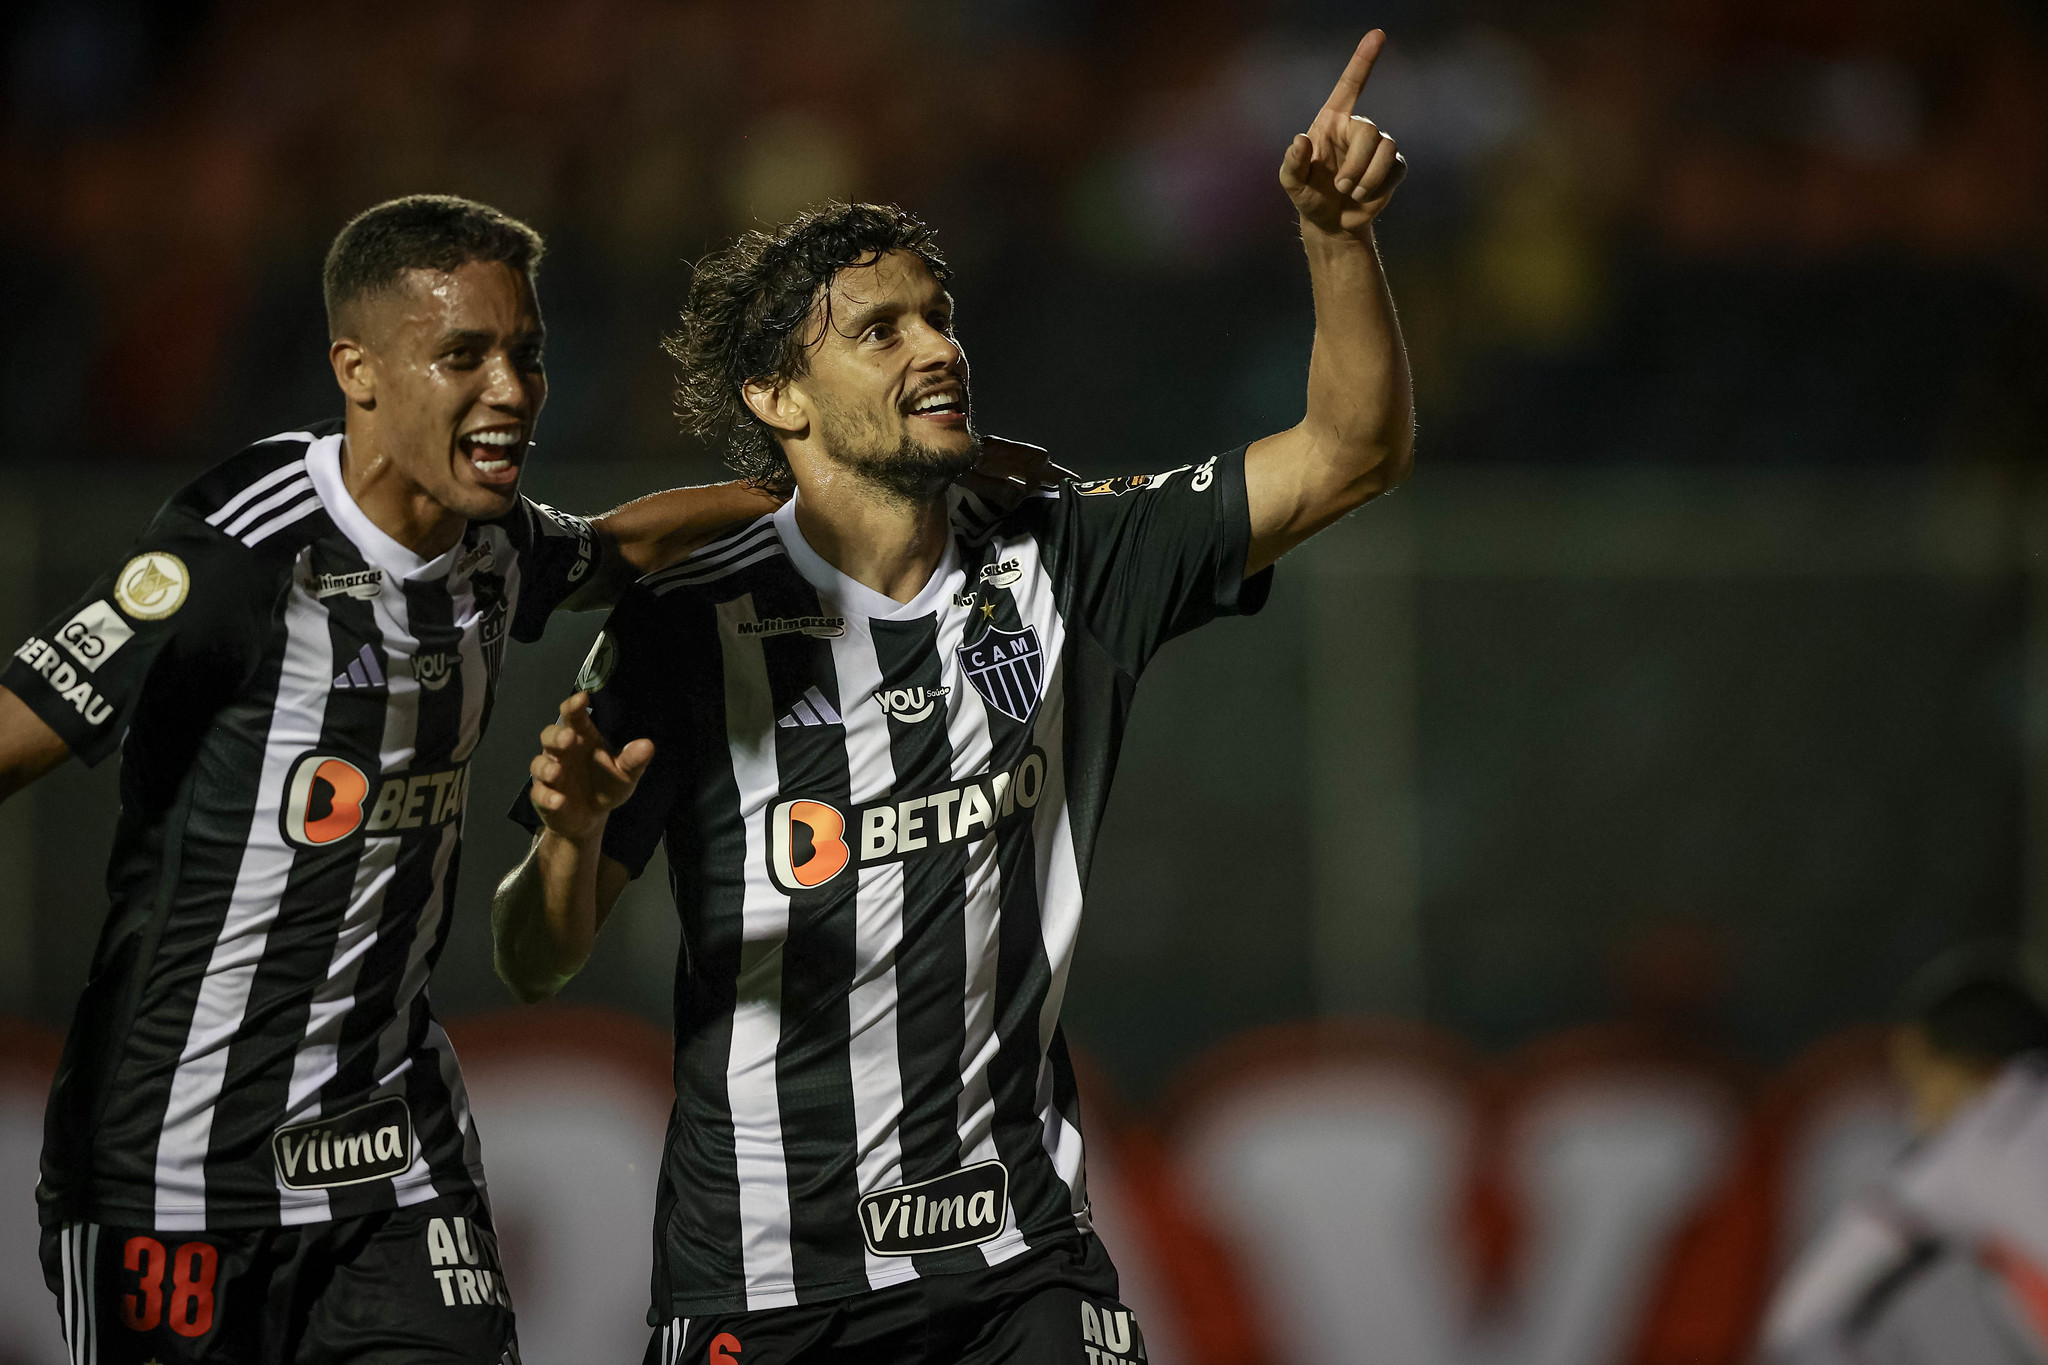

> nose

[
  {"left": 479, "top": 352, "right": 538, "bottom": 415},
  {"left": 907, "top": 318, "right": 963, "bottom": 374}
]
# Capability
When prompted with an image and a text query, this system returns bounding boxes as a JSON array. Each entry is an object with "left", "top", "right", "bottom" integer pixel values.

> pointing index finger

[{"left": 1323, "top": 29, "right": 1387, "bottom": 116}]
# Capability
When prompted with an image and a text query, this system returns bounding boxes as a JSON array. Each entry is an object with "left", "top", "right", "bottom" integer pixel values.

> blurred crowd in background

[{"left": 3, "top": 0, "right": 2046, "bottom": 477}]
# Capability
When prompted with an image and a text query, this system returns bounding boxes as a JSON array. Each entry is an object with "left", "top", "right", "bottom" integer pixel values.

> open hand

[
  {"left": 527, "top": 691, "right": 652, "bottom": 841},
  {"left": 1280, "top": 30, "right": 1406, "bottom": 239}
]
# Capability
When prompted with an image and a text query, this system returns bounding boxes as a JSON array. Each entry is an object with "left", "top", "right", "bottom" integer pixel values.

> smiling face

[
  {"left": 337, "top": 259, "right": 546, "bottom": 523},
  {"left": 783, "top": 249, "right": 976, "bottom": 501}
]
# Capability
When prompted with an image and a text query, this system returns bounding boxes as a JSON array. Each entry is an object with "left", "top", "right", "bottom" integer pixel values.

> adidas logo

[
  {"left": 333, "top": 644, "right": 387, "bottom": 691},
  {"left": 776, "top": 685, "right": 842, "bottom": 729}
]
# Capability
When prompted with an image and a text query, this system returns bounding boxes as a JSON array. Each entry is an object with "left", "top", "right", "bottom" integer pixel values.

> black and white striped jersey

[
  {"left": 7, "top": 420, "right": 602, "bottom": 1232},
  {"left": 516, "top": 445, "right": 1270, "bottom": 1316}
]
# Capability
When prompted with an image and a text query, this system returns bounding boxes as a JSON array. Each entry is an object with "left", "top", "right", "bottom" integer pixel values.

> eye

[
  {"left": 863, "top": 321, "right": 894, "bottom": 344},
  {"left": 930, "top": 311, "right": 954, "bottom": 333}
]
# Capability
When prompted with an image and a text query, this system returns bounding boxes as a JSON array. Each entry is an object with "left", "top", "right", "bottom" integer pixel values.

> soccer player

[
  {"left": 495, "top": 30, "right": 1411, "bottom": 1363},
  {"left": 1761, "top": 958, "right": 2048, "bottom": 1364},
  {"left": 0, "top": 195, "right": 778, "bottom": 1363}
]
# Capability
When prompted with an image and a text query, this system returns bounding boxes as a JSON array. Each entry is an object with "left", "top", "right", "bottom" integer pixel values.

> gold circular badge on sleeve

[{"left": 114, "top": 552, "right": 191, "bottom": 621}]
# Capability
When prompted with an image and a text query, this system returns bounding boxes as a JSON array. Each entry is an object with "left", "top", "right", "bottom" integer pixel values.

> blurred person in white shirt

[{"left": 1761, "top": 952, "right": 2048, "bottom": 1365}]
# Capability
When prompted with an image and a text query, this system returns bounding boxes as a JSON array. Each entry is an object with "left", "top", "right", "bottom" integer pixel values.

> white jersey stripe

[
  {"left": 204, "top": 458, "right": 306, "bottom": 527},
  {"left": 153, "top": 575, "right": 333, "bottom": 1229},
  {"left": 241, "top": 493, "right": 326, "bottom": 547},
  {"left": 827, "top": 625, "right": 914, "bottom": 1291},
  {"left": 220, "top": 475, "right": 314, "bottom": 537},
  {"left": 655, "top": 543, "right": 787, "bottom": 592},
  {"left": 716, "top": 594, "right": 799, "bottom": 1310}
]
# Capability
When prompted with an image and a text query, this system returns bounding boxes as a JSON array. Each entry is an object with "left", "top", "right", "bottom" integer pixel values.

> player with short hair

[
  {"left": 0, "top": 193, "right": 779, "bottom": 1363},
  {"left": 494, "top": 30, "right": 1411, "bottom": 1363},
  {"left": 1762, "top": 953, "right": 2048, "bottom": 1364}
]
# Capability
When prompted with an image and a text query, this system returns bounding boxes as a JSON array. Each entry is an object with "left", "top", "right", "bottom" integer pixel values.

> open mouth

[
  {"left": 458, "top": 427, "right": 526, "bottom": 485},
  {"left": 906, "top": 387, "right": 968, "bottom": 426}
]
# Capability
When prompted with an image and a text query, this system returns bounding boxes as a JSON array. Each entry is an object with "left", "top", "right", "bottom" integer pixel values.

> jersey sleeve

[
  {"left": 505, "top": 497, "right": 612, "bottom": 644},
  {"left": 0, "top": 505, "right": 268, "bottom": 766},
  {"left": 1050, "top": 444, "right": 1273, "bottom": 676},
  {"left": 506, "top": 587, "right": 681, "bottom": 878}
]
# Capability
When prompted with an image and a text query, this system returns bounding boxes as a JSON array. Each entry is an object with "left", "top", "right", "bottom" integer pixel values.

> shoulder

[
  {"left": 637, "top": 512, "right": 787, "bottom": 600},
  {"left": 950, "top": 481, "right": 1060, "bottom": 549},
  {"left": 162, "top": 421, "right": 339, "bottom": 562}
]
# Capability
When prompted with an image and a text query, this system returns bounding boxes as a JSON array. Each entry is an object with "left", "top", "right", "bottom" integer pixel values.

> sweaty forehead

[
  {"left": 824, "top": 250, "right": 943, "bottom": 314},
  {"left": 360, "top": 261, "right": 541, "bottom": 345}
]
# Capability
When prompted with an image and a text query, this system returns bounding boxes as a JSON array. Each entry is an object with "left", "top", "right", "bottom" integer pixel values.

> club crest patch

[{"left": 959, "top": 624, "right": 1043, "bottom": 723}]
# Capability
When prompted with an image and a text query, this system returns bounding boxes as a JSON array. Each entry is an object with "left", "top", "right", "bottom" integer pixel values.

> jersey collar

[
  {"left": 774, "top": 494, "right": 960, "bottom": 622},
  {"left": 309, "top": 436, "right": 461, "bottom": 582}
]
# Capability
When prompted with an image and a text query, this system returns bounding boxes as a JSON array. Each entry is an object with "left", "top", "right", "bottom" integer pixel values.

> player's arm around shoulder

[
  {"left": 491, "top": 690, "right": 648, "bottom": 1003},
  {"left": 579, "top": 481, "right": 784, "bottom": 602},
  {"left": 1244, "top": 29, "right": 1415, "bottom": 577}
]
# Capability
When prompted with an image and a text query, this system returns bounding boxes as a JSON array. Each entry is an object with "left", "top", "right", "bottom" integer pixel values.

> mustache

[{"left": 900, "top": 379, "right": 970, "bottom": 413}]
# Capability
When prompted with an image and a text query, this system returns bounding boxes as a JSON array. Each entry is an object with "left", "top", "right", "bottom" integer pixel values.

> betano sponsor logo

[
  {"left": 272, "top": 1095, "right": 411, "bottom": 1190},
  {"left": 858, "top": 1159, "right": 1009, "bottom": 1256},
  {"left": 280, "top": 752, "right": 470, "bottom": 848},
  {"left": 12, "top": 637, "right": 115, "bottom": 725},
  {"left": 766, "top": 748, "right": 1046, "bottom": 894}
]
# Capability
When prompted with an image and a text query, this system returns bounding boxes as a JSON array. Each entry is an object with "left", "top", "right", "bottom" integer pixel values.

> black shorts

[
  {"left": 645, "top": 1235, "right": 1144, "bottom": 1365},
  {"left": 40, "top": 1193, "right": 519, "bottom": 1365}
]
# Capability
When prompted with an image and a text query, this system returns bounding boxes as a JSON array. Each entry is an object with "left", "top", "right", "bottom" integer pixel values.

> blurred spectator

[{"left": 1759, "top": 949, "right": 2048, "bottom": 1364}]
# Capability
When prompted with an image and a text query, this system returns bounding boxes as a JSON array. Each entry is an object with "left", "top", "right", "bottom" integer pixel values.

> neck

[
  {"left": 790, "top": 468, "right": 950, "bottom": 605},
  {"left": 340, "top": 419, "right": 466, "bottom": 559}
]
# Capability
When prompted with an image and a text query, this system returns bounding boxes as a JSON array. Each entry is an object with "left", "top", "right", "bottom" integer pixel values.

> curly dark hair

[
  {"left": 664, "top": 202, "right": 950, "bottom": 494},
  {"left": 323, "top": 195, "right": 543, "bottom": 339}
]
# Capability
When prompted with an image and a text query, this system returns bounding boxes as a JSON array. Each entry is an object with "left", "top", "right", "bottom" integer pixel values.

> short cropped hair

[
  {"left": 664, "top": 202, "right": 949, "bottom": 495},
  {"left": 1900, "top": 948, "right": 2048, "bottom": 1068},
  {"left": 322, "top": 195, "right": 545, "bottom": 339}
]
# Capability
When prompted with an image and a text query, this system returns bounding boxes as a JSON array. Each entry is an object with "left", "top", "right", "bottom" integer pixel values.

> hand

[
  {"left": 1280, "top": 30, "right": 1406, "bottom": 240},
  {"left": 527, "top": 691, "right": 653, "bottom": 842}
]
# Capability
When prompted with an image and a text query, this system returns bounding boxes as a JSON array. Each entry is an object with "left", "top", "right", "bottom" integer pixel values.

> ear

[
  {"left": 330, "top": 336, "right": 376, "bottom": 410},
  {"left": 740, "top": 378, "right": 807, "bottom": 438}
]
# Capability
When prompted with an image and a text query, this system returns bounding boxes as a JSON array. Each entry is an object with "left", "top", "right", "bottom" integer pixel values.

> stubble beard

[{"left": 816, "top": 398, "right": 979, "bottom": 505}]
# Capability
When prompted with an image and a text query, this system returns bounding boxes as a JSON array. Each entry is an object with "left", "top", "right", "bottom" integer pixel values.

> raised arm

[
  {"left": 0, "top": 687, "right": 70, "bottom": 801},
  {"left": 1244, "top": 29, "right": 1415, "bottom": 575},
  {"left": 491, "top": 691, "right": 646, "bottom": 1002}
]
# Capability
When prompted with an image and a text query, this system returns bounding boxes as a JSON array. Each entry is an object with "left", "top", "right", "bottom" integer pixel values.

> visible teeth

[
  {"left": 913, "top": 393, "right": 956, "bottom": 413},
  {"left": 473, "top": 458, "right": 511, "bottom": 473},
  {"left": 468, "top": 430, "right": 520, "bottom": 446}
]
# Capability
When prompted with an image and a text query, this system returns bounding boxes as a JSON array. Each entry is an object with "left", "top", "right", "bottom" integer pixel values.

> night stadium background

[{"left": 2, "top": 0, "right": 2046, "bottom": 1360}]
